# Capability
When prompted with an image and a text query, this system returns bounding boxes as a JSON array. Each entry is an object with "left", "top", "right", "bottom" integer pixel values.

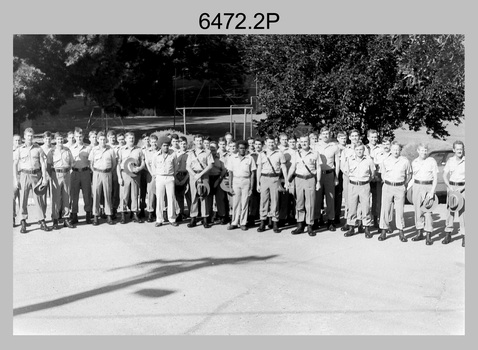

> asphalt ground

[{"left": 12, "top": 198, "right": 465, "bottom": 335}]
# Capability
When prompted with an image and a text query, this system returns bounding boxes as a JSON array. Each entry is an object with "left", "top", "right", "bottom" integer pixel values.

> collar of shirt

[
  {"left": 265, "top": 149, "right": 278, "bottom": 156},
  {"left": 455, "top": 156, "right": 465, "bottom": 164},
  {"left": 299, "top": 148, "right": 313, "bottom": 157}
]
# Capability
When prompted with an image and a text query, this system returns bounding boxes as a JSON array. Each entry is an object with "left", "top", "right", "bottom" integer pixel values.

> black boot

[
  {"left": 327, "top": 220, "right": 336, "bottom": 232},
  {"left": 39, "top": 220, "right": 51, "bottom": 231},
  {"left": 357, "top": 221, "right": 364, "bottom": 233},
  {"left": 373, "top": 216, "right": 379, "bottom": 228},
  {"left": 187, "top": 217, "right": 197, "bottom": 228},
  {"left": 364, "top": 226, "right": 373, "bottom": 238},
  {"left": 425, "top": 231, "right": 432, "bottom": 245},
  {"left": 147, "top": 212, "right": 154, "bottom": 223},
  {"left": 307, "top": 225, "right": 316, "bottom": 236},
  {"left": 273, "top": 221, "right": 281, "bottom": 233},
  {"left": 267, "top": 217, "right": 273, "bottom": 229},
  {"left": 442, "top": 231, "right": 451, "bottom": 244},
  {"left": 52, "top": 219, "right": 60, "bottom": 230},
  {"left": 63, "top": 218, "right": 74, "bottom": 228},
  {"left": 291, "top": 222, "right": 305, "bottom": 235},
  {"left": 399, "top": 229, "right": 407, "bottom": 242},
  {"left": 344, "top": 226, "right": 355, "bottom": 237},
  {"left": 93, "top": 215, "right": 100, "bottom": 226},
  {"left": 462, "top": 236, "right": 465, "bottom": 247},
  {"left": 85, "top": 211, "right": 92, "bottom": 224},
  {"left": 107, "top": 215, "right": 114, "bottom": 225},
  {"left": 100, "top": 207, "right": 107, "bottom": 219},
  {"left": 120, "top": 212, "right": 126, "bottom": 224},
  {"left": 341, "top": 224, "right": 349, "bottom": 232},
  {"left": 412, "top": 229, "right": 424, "bottom": 241},
  {"left": 111, "top": 208, "right": 117, "bottom": 220},
  {"left": 132, "top": 212, "right": 143, "bottom": 223},
  {"left": 70, "top": 213, "right": 78, "bottom": 225},
  {"left": 20, "top": 219, "right": 27, "bottom": 234},
  {"left": 202, "top": 217, "right": 211, "bottom": 228},
  {"left": 378, "top": 229, "right": 387, "bottom": 241},
  {"left": 257, "top": 220, "right": 267, "bottom": 232}
]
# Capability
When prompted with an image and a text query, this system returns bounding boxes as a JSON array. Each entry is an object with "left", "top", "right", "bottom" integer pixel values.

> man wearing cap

[
  {"left": 287, "top": 135, "right": 321, "bottom": 236},
  {"left": 13, "top": 127, "right": 51, "bottom": 233},
  {"left": 256, "top": 134, "right": 289, "bottom": 233},
  {"left": 208, "top": 141, "right": 228, "bottom": 225},
  {"left": 342, "top": 142, "right": 376, "bottom": 238},
  {"left": 227, "top": 140, "right": 256, "bottom": 230},
  {"left": 410, "top": 143, "right": 438, "bottom": 245},
  {"left": 186, "top": 134, "right": 214, "bottom": 228},
  {"left": 13, "top": 134, "right": 22, "bottom": 227},
  {"left": 69, "top": 127, "right": 93, "bottom": 225},
  {"left": 442, "top": 140, "right": 465, "bottom": 246},
  {"left": 378, "top": 141, "right": 412, "bottom": 242},
  {"left": 152, "top": 135, "right": 179, "bottom": 227},
  {"left": 175, "top": 136, "right": 191, "bottom": 222},
  {"left": 47, "top": 132, "right": 75, "bottom": 229},
  {"left": 88, "top": 131, "right": 116, "bottom": 225},
  {"left": 314, "top": 126, "right": 340, "bottom": 231},
  {"left": 117, "top": 132, "right": 145, "bottom": 224},
  {"left": 40, "top": 131, "right": 54, "bottom": 218}
]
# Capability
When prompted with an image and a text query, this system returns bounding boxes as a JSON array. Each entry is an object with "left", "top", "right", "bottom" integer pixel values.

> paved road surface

[{"left": 13, "top": 202, "right": 464, "bottom": 335}]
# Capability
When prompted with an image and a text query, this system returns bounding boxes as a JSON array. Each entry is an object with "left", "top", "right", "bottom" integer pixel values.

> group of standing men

[{"left": 13, "top": 126, "right": 465, "bottom": 247}]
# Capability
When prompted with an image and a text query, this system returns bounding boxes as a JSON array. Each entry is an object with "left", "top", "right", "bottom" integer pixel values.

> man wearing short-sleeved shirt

[
  {"left": 13, "top": 134, "right": 22, "bottom": 227},
  {"left": 186, "top": 134, "right": 214, "bottom": 228},
  {"left": 378, "top": 141, "right": 412, "bottom": 242},
  {"left": 13, "top": 127, "right": 51, "bottom": 233},
  {"left": 366, "top": 130, "right": 382, "bottom": 227},
  {"left": 256, "top": 135, "right": 289, "bottom": 233},
  {"left": 442, "top": 140, "right": 465, "bottom": 246},
  {"left": 410, "top": 143, "right": 438, "bottom": 245},
  {"left": 314, "top": 127, "right": 340, "bottom": 231},
  {"left": 39, "top": 131, "right": 54, "bottom": 218},
  {"left": 174, "top": 136, "right": 191, "bottom": 221}
]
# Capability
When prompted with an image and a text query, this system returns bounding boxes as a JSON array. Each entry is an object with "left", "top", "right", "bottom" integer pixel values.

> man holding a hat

[
  {"left": 151, "top": 135, "right": 179, "bottom": 227},
  {"left": 442, "top": 140, "right": 465, "bottom": 246},
  {"left": 410, "top": 143, "right": 439, "bottom": 245},
  {"left": 186, "top": 134, "right": 214, "bottom": 228},
  {"left": 13, "top": 127, "right": 51, "bottom": 233},
  {"left": 117, "top": 132, "right": 145, "bottom": 224}
]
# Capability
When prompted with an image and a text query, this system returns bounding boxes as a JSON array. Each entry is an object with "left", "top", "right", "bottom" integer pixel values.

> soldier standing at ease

[
  {"left": 287, "top": 135, "right": 321, "bottom": 236},
  {"left": 247, "top": 139, "right": 263, "bottom": 226},
  {"left": 174, "top": 136, "right": 191, "bottom": 222},
  {"left": 335, "top": 131, "right": 347, "bottom": 226},
  {"left": 378, "top": 141, "right": 412, "bottom": 242},
  {"left": 227, "top": 140, "right": 256, "bottom": 231},
  {"left": 88, "top": 131, "right": 116, "bottom": 225},
  {"left": 117, "top": 132, "right": 145, "bottom": 224},
  {"left": 107, "top": 130, "right": 120, "bottom": 219},
  {"left": 40, "top": 131, "right": 53, "bottom": 218},
  {"left": 442, "top": 140, "right": 465, "bottom": 247},
  {"left": 366, "top": 130, "right": 382, "bottom": 227},
  {"left": 13, "top": 134, "right": 22, "bottom": 227},
  {"left": 13, "top": 128, "right": 51, "bottom": 233},
  {"left": 208, "top": 141, "right": 228, "bottom": 225},
  {"left": 47, "top": 132, "right": 75, "bottom": 230},
  {"left": 256, "top": 135, "right": 289, "bottom": 233},
  {"left": 70, "top": 127, "right": 93, "bottom": 224},
  {"left": 144, "top": 134, "right": 159, "bottom": 222},
  {"left": 410, "top": 143, "right": 438, "bottom": 245},
  {"left": 373, "top": 137, "right": 392, "bottom": 228},
  {"left": 342, "top": 142, "right": 376, "bottom": 238},
  {"left": 139, "top": 133, "right": 150, "bottom": 218}
]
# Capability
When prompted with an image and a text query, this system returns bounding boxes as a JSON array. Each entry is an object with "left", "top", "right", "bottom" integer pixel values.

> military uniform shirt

[
  {"left": 117, "top": 145, "right": 144, "bottom": 170},
  {"left": 14, "top": 144, "right": 46, "bottom": 170},
  {"left": 152, "top": 149, "right": 177, "bottom": 176},
  {"left": 314, "top": 141, "right": 339, "bottom": 170},
  {"left": 144, "top": 147, "right": 159, "bottom": 172},
  {"left": 381, "top": 156, "right": 412, "bottom": 183},
  {"left": 283, "top": 148, "right": 297, "bottom": 172},
  {"left": 345, "top": 155, "right": 375, "bottom": 182},
  {"left": 186, "top": 148, "right": 213, "bottom": 172},
  {"left": 70, "top": 143, "right": 91, "bottom": 168},
  {"left": 367, "top": 144, "right": 382, "bottom": 161},
  {"left": 176, "top": 150, "right": 189, "bottom": 172},
  {"left": 227, "top": 154, "right": 257, "bottom": 177},
  {"left": 257, "top": 150, "right": 286, "bottom": 174},
  {"left": 48, "top": 147, "right": 74, "bottom": 169},
  {"left": 339, "top": 145, "right": 355, "bottom": 172},
  {"left": 88, "top": 146, "right": 116, "bottom": 170},
  {"left": 293, "top": 149, "right": 321, "bottom": 176},
  {"left": 412, "top": 157, "right": 438, "bottom": 181},
  {"left": 444, "top": 156, "right": 465, "bottom": 182},
  {"left": 209, "top": 154, "right": 225, "bottom": 176}
]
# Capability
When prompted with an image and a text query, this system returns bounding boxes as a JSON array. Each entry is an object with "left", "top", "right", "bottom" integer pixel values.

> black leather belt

[
  {"left": 193, "top": 170, "right": 202, "bottom": 174},
  {"left": 73, "top": 167, "right": 90, "bottom": 172},
  {"left": 384, "top": 180, "right": 404, "bottom": 186},
  {"left": 450, "top": 181, "right": 465, "bottom": 186},
  {"left": 296, "top": 174, "right": 315, "bottom": 180},
  {"left": 350, "top": 180, "right": 370, "bottom": 186},
  {"left": 93, "top": 168, "right": 111, "bottom": 173},
  {"left": 414, "top": 180, "right": 433, "bottom": 185},
  {"left": 54, "top": 168, "right": 71, "bottom": 173},
  {"left": 20, "top": 168, "right": 41, "bottom": 174},
  {"left": 261, "top": 173, "right": 279, "bottom": 177}
]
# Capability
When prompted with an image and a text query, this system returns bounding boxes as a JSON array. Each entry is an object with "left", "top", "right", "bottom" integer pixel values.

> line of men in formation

[{"left": 13, "top": 126, "right": 465, "bottom": 247}]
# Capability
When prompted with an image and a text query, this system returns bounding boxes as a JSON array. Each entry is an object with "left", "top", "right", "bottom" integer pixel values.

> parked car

[{"left": 428, "top": 149, "right": 454, "bottom": 203}]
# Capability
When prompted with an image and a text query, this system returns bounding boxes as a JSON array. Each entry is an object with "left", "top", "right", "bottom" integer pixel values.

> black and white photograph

[{"left": 7, "top": 0, "right": 474, "bottom": 339}]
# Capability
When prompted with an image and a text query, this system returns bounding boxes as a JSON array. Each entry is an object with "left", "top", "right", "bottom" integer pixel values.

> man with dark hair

[
  {"left": 366, "top": 129, "right": 381, "bottom": 227},
  {"left": 138, "top": 133, "right": 150, "bottom": 218},
  {"left": 40, "top": 131, "right": 54, "bottom": 218},
  {"left": 175, "top": 136, "right": 191, "bottom": 221},
  {"left": 144, "top": 134, "right": 159, "bottom": 222},
  {"left": 374, "top": 136, "right": 392, "bottom": 228},
  {"left": 248, "top": 138, "right": 264, "bottom": 226},
  {"left": 13, "top": 128, "right": 51, "bottom": 233},
  {"left": 170, "top": 133, "right": 180, "bottom": 152}
]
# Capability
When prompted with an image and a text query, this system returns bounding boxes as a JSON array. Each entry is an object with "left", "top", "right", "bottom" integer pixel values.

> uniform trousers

[
  {"left": 139, "top": 169, "right": 148, "bottom": 213},
  {"left": 175, "top": 172, "right": 191, "bottom": 216},
  {"left": 70, "top": 170, "right": 92, "bottom": 214},
  {"left": 259, "top": 175, "right": 280, "bottom": 221},
  {"left": 248, "top": 182, "right": 260, "bottom": 220},
  {"left": 50, "top": 171, "right": 71, "bottom": 220},
  {"left": 347, "top": 182, "right": 372, "bottom": 227},
  {"left": 41, "top": 182, "right": 50, "bottom": 217},
  {"left": 316, "top": 171, "right": 335, "bottom": 221},
  {"left": 371, "top": 176, "right": 382, "bottom": 217},
  {"left": 155, "top": 175, "right": 177, "bottom": 223},
  {"left": 208, "top": 175, "right": 228, "bottom": 218},
  {"left": 279, "top": 179, "right": 295, "bottom": 222},
  {"left": 445, "top": 184, "right": 465, "bottom": 234},
  {"left": 18, "top": 171, "right": 45, "bottom": 221},
  {"left": 335, "top": 171, "right": 344, "bottom": 220},
  {"left": 380, "top": 183, "right": 405, "bottom": 230},
  {"left": 92, "top": 171, "right": 112, "bottom": 216},
  {"left": 146, "top": 173, "right": 156, "bottom": 212},
  {"left": 13, "top": 186, "right": 20, "bottom": 219},
  {"left": 231, "top": 177, "right": 251, "bottom": 226},
  {"left": 412, "top": 183, "right": 434, "bottom": 232},
  {"left": 295, "top": 176, "right": 316, "bottom": 225},
  {"left": 112, "top": 171, "right": 120, "bottom": 210},
  {"left": 119, "top": 172, "right": 139, "bottom": 213},
  {"left": 189, "top": 175, "right": 211, "bottom": 218}
]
